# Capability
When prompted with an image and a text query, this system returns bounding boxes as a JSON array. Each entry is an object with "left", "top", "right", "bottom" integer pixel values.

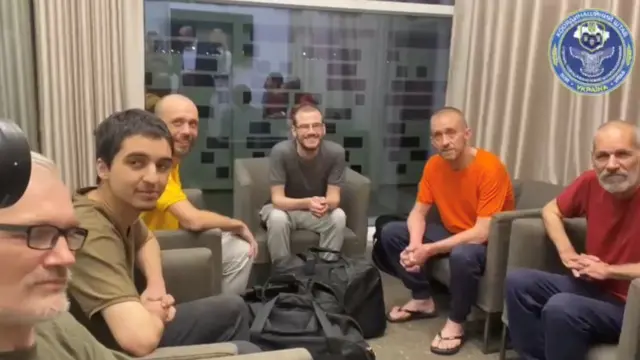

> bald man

[
  {"left": 506, "top": 120, "right": 640, "bottom": 360},
  {"left": 0, "top": 151, "right": 129, "bottom": 359},
  {"left": 372, "top": 106, "right": 515, "bottom": 355},
  {"left": 142, "top": 95, "right": 256, "bottom": 295}
]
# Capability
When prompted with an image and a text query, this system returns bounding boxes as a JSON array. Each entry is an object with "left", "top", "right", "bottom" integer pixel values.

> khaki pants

[
  {"left": 221, "top": 232, "right": 253, "bottom": 294},
  {"left": 259, "top": 204, "right": 346, "bottom": 262}
]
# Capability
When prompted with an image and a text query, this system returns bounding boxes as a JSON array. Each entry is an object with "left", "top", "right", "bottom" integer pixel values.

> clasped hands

[
  {"left": 399, "top": 242, "right": 437, "bottom": 273},
  {"left": 308, "top": 196, "right": 329, "bottom": 218},
  {"left": 562, "top": 252, "right": 611, "bottom": 280},
  {"left": 141, "top": 287, "right": 176, "bottom": 324}
]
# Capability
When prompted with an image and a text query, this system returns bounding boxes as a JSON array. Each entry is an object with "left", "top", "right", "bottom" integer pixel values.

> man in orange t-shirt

[{"left": 372, "top": 107, "right": 514, "bottom": 355}]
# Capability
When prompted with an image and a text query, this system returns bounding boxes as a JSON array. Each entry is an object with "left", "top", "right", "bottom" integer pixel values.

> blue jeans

[
  {"left": 505, "top": 268, "right": 625, "bottom": 360},
  {"left": 371, "top": 220, "right": 487, "bottom": 323}
]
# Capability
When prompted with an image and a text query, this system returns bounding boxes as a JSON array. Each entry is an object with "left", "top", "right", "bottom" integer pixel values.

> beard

[
  {"left": 173, "top": 137, "right": 194, "bottom": 157},
  {"left": 296, "top": 134, "right": 321, "bottom": 151},
  {"left": 598, "top": 171, "right": 636, "bottom": 194},
  {"left": 0, "top": 270, "right": 71, "bottom": 325}
]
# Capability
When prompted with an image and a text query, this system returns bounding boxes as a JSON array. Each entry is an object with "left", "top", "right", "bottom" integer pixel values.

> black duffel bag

[
  {"left": 272, "top": 247, "right": 386, "bottom": 339},
  {"left": 245, "top": 277, "right": 375, "bottom": 360}
]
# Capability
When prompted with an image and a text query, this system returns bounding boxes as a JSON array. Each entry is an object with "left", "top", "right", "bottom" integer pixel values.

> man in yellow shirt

[{"left": 142, "top": 94, "right": 256, "bottom": 294}]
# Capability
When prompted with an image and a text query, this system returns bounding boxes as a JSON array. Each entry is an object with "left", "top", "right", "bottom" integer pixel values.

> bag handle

[
  {"left": 259, "top": 274, "right": 300, "bottom": 300},
  {"left": 312, "top": 302, "right": 342, "bottom": 339},
  {"left": 250, "top": 296, "right": 279, "bottom": 335}
]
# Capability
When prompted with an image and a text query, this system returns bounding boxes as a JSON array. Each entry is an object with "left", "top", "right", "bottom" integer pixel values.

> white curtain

[
  {"left": 32, "top": 0, "right": 146, "bottom": 190},
  {"left": 0, "top": 0, "right": 39, "bottom": 149},
  {"left": 446, "top": 0, "right": 640, "bottom": 185}
]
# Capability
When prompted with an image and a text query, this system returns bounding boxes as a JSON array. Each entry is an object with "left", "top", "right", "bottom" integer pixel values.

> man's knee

[
  {"left": 505, "top": 268, "right": 538, "bottom": 295},
  {"left": 378, "top": 221, "right": 408, "bottom": 245},
  {"left": 542, "top": 293, "right": 581, "bottom": 323},
  {"left": 328, "top": 208, "right": 346, "bottom": 229},
  {"left": 449, "top": 244, "right": 485, "bottom": 271},
  {"left": 266, "top": 209, "right": 291, "bottom": 230},
  {"left": 213, "top": 294, "right": 251, "bottom": 320}
]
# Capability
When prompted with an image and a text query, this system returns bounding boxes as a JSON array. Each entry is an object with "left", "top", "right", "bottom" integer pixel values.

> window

[{"left": 144, "top": 0, "right": 453, "bottom": 217}]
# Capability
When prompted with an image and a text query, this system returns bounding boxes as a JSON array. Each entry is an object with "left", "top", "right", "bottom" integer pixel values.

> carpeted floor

[
  {"left": 365, "top": 238, "right": 518, "bottom": 360},
  {"left": 371, "top": 272, "right": 515, "bottom": 360}
]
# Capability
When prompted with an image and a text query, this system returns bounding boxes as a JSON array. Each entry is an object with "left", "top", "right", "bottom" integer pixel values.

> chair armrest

[
  {"left": 617, "top": 279, "right": 640, "bottom": 359},
  {"left": 141, "top": 342, "right": 237, "bottom": 359},
  {"left": 507, "top": 217, "right": 587, "bottom": 274},
  {"left": 156, "top": 230, "right": 223, "bottom": 295},
  {"left": 233, "top": 160, "right": 261, "bottom": 233},
  {"left": 216, "top": 349, "right": 313, "bottom": 360},
  {"left": 341, "top": 168, "right": 371, "bottom": 245},
  {"left": 184, "top": 188, "right": 204, "bottom": 209},
  {"left": 161, "top": 248, "right": 215, "bottom": 304},
  {"left": 479, "top": 209, "right": 542, "bottom": 312}
]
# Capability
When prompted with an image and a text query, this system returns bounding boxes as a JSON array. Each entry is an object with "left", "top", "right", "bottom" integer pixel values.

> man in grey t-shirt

[{"left": 260, "top": 102, "right": 347, "bottom": 261}]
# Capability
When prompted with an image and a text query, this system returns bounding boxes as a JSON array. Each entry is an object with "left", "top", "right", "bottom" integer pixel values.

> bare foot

[
  {"left": 430, "top": 319, "right": 465, "bottom": 355},
  {"left": 387, "top": 298, "right": 436, "bottom": 322}
]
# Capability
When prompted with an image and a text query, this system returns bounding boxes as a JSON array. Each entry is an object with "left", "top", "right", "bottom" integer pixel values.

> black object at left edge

[{"left": 0, "top": 120, "right": 31, "bottom": 209}]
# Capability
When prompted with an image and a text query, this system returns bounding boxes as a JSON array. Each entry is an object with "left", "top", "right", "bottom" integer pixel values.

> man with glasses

[
  {"left": 0, "top": 151, "right": 130, "bottom": 359},
  {"left": 261, "top": 101, "right": 347, "bottom": 261},
  {"left": 506, "top": 120, "right": 640, "bottom": 360},
  {"left": 68, "top": 109, "right": 260, "bottom": 357},
  {"left": 372, "top": 107, "right": 514, "bottom": 355}
]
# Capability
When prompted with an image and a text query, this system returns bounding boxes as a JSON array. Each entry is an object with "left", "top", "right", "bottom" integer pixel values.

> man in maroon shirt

[{"left": 505, "top": 120, "right": 640, "bottom": 360}]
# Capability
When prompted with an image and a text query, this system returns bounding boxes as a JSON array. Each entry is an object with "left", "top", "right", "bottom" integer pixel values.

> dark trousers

[
  {"left": 371, "top": 220, "right": 487, "bottom": 323},
  {"left": 505, "top": 268, "right": 625, "bottom": 360},
  {"left": 134, "top": 268, "right": 261, "bottom": 354}
]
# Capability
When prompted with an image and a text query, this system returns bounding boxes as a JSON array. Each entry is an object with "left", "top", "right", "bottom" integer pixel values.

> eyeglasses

[
  {"left": 0, "top": 224, "right": 88, "bottom": 251},
  {"left": 295, "top": 123, "right": 324, "bottom": 131}
]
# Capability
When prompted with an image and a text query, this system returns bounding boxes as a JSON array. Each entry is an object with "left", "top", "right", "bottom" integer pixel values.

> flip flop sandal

[
  {"left": 430, "top": 332, "right": 466, "bottom": 356},
  {"left": 386, "top": 306, "right": 438, "bottom": 323}
]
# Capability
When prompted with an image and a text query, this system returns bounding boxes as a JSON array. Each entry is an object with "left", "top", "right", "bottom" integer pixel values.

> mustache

[
  {"left": 600, "top": 172, "right": 627, "bottom": 180},
  {"left": 27, "top": 267, "right": 71, "bottom": 287}
]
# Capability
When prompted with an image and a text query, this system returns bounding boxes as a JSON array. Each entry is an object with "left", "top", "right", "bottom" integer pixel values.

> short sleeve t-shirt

[
  {"left": 69, "top": 188, "right": 149, "bottom": 350},
  {"left": 416, "top": 149, "right": 515, "bottom": 234},
  {"left": 268, "top": 139, "right": 346, "bottom": 199},
  {"left": 556, "top": 170, "right": 640, "bottom": 300},
  {"left": 0, "top": 312, "right": 130, "bottom": 360},
  {"left": 141, "top": 164, "right": 187, "bottom": 231}
]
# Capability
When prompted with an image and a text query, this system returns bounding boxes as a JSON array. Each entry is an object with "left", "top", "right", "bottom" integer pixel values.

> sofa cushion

[{"left": 254, "top": 228, "right": 359, "bottom": 264}]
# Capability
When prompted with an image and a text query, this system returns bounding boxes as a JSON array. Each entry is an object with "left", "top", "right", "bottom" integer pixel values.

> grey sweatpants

[{"left": 259, "top": 204, "right": 346, "bottom": 262}]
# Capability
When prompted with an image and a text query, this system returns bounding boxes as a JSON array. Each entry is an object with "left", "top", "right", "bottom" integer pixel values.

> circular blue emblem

[{"left": 549, "top": 9, "right": 635, "bottom": 95}]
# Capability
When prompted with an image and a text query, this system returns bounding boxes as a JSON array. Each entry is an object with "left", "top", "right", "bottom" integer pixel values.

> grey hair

[{"left": 30, "top": 151, "right": 57, "bottom": 172}]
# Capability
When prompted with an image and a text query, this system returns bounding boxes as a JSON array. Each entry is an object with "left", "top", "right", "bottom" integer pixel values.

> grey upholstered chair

[
  {"left": 233, "top": 157, "right": 370, "bottom": 284},
  {"left": 154, "top": 189, "right": 223, "bottom": 294},
  {"left": 500, "top": 218, "right": 640, "bottom": 360},
  {"left": 427, "top": 179, "right": 564, "bottom": 353}
]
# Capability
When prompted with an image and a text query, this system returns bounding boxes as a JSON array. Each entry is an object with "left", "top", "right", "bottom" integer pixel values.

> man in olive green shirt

[
  {"left": 68, "top": 110, "right": 259, "bottom": 357},
  {"left": 0, "top": 151, "right": 127, "bottom": 360}
]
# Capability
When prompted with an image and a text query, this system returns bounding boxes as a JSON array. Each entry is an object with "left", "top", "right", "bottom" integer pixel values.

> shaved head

[
  {"left": 154, "top": 94, "right": 199, "bottom": 158},
  {"left": 431, "top": 107, "right": 468, "bottom": 130},
  {"left": 154, "top": 94, "right": 197, "bottom": 119}
]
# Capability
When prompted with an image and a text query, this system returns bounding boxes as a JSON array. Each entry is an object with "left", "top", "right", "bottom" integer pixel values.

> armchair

[
  {"left": 427, "top": 179, "right": 564, "bottom": 353},
  {"left": 233, "top": 158, "right": 370, "bottom": 283},
  {"left": 499, "top": 218, "right": 640, "bottom": 360},
  {"left": 153, "top": 189, "right": 223, "bottom": 295}
]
